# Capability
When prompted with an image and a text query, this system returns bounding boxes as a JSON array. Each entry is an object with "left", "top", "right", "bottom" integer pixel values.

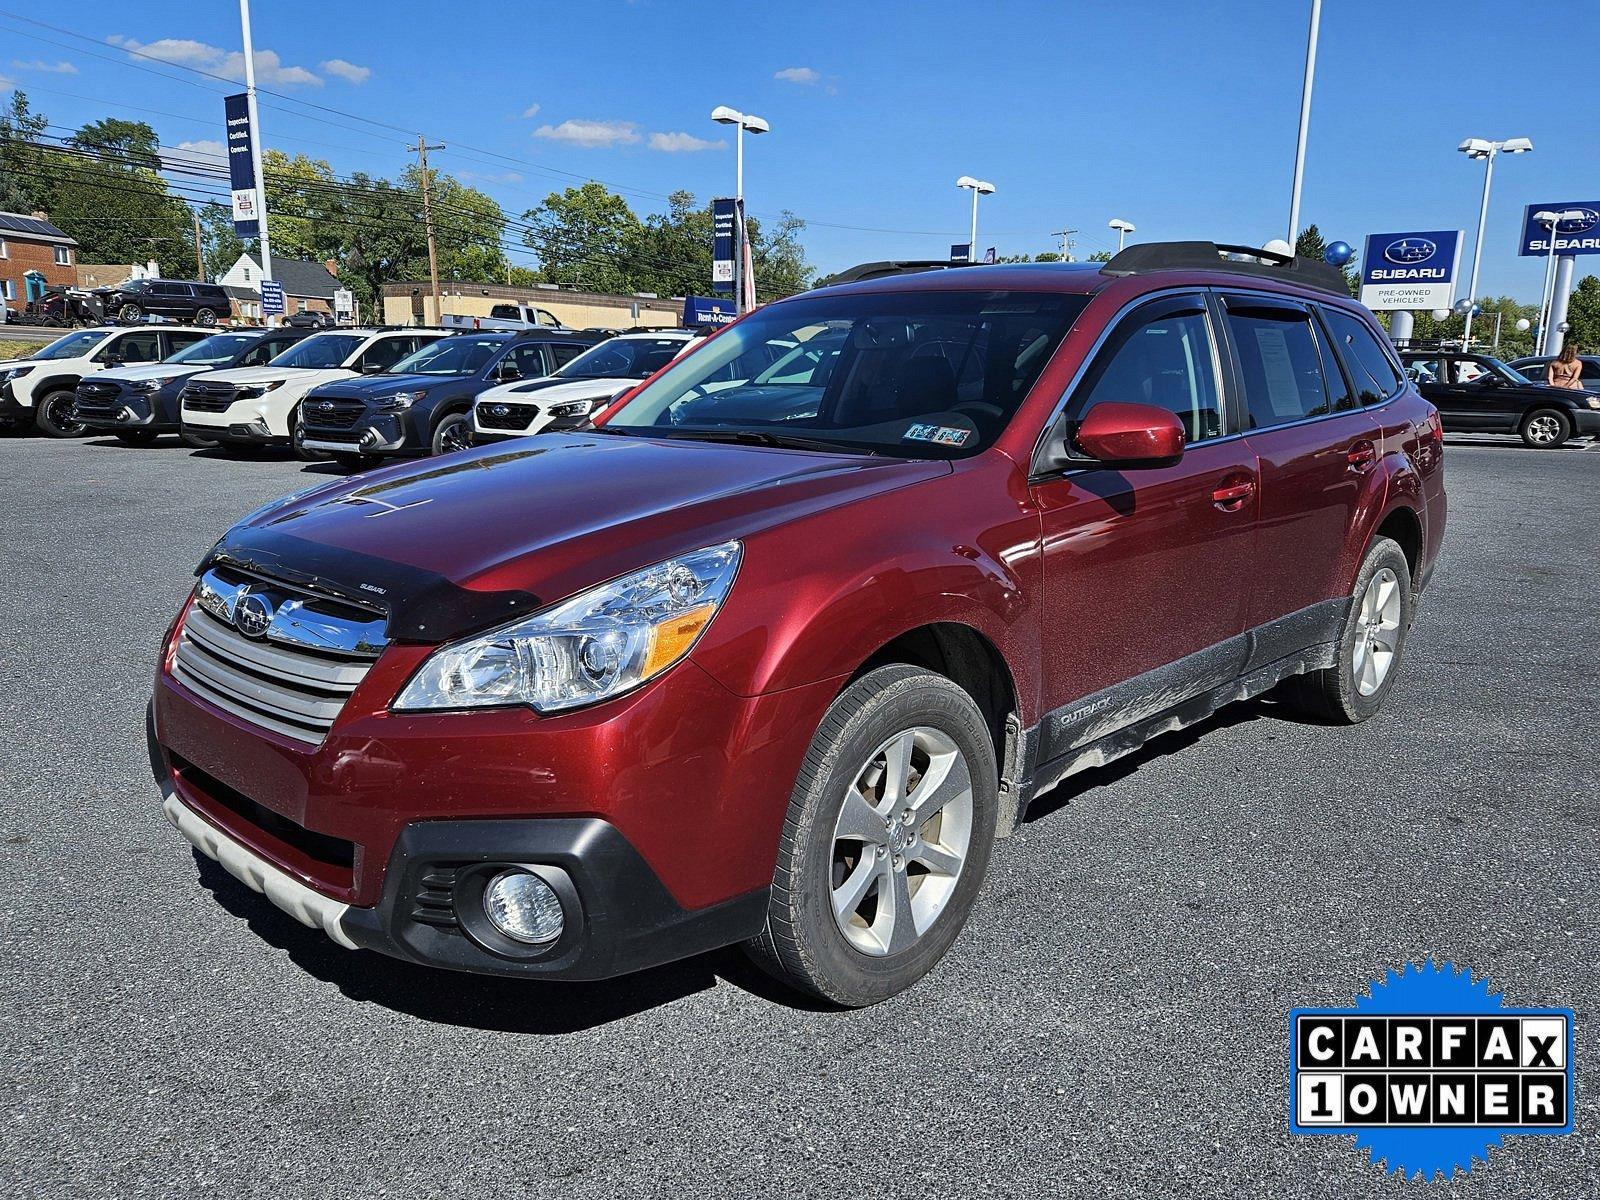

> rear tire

[
  {"left": 195, "top": 308, "right": 217, "bottom": 327},
  {"left": 431, "top": 410, "right": 473, "bottom": 455},
  {"left": 117, "top": 303, "right": 144, "bottom": 323},
  {"left": 1520, "top": 407, "right": 1570, "bottom": 448},
  {"left": 1280, "top": 536, "right": 1413, "bottom": 725},
  {"left": 745, "top": 664, "right": 998, "bottom": 1007},
  {"left": 35, "top": 389, "right": 85, "bottom": 438}
]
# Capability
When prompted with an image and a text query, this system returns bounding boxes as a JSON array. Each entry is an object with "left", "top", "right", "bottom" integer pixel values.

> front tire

[
  {"left": 117, "top": 303, "right": 144, "bottom": 323},
  {"left": 194, "top": 308, "right": 217, "bottom": 327},
  {"left": 1521, "top": 407, "right": 1570, "bottom": 448},
  {"left": 431, "top": 410, "right": 473, "bottom": 455},
  {"left": 35, "top": 389, "right": 86, "bottom": 438},
  {"left": 1281, "top": 536, "right": 1413, "bottom": 724},
  {"left": 745, "top": 664, "right": 998, "bottom": 1006}
]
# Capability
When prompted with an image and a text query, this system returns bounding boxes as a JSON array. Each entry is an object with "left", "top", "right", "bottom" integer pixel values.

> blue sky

[{"left": 3, "top": 0, "right": 1596, "bottom": 300}]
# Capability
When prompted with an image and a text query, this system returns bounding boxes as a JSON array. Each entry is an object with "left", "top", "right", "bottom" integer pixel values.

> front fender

[
  {"left": 23, "top": 374, "right": 81, "bottom": 407},
  {"left": 689, "top": 455, "right": 1045, "bottom": 725}
]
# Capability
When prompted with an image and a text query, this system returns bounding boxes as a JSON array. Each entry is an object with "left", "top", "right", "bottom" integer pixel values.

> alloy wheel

[
  {"left": 42, "top": 393, "right": 85, "bottom": 437},
  {"left": 830, "top": 727, "right": 974, "bottom": 956},
  {"left": 437, "top": 416, "right": 472, "bottom": 454},
  {"left": 1352, "top": 567, "right": 1402, "bottom": 696},
  {"left": 1527, "top": 414, "right": 1561, "bottom": 445}
]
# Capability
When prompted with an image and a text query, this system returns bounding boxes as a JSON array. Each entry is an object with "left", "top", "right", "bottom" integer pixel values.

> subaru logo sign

[
  {"left": 1520, "top": 202, "right": 1600, "bottom": 257},
  {"left": 1383, "top": 237, "right": 1436, "bottom": 265},
  {"left": 233, "top": 590, "right": 274, "bottom": 640}
]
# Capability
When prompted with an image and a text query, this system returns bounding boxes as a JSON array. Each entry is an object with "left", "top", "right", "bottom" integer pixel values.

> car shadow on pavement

[{"left": 191, "top": 852, "right": 825, "bottom": 1030}]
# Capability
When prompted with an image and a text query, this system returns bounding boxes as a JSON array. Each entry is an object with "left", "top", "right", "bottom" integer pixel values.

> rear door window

[
  {"left": 1323, "top": 308, "right": 1403, "bottom": 404},
  {"left": 551, "top": 342, "right": 588, "bottom": 367},
  {"left": 108, "top": 330, "right": 163, "bottom": 363},
  {"left": 358, "top": 337, "right": 415, "bottom": 372},
  {"left": 503, "top": 343, "right": 549, "bottom": 378},
  {"left": 1222, "top": 299, "right": 1333, "bottom": 428},
  {"left": 163, "top": 330, "right": 210, "bottom": 355}
]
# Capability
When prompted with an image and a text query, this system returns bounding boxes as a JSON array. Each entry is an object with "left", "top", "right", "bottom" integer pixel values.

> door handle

[
  {"left": 1211, "top": 477, "right": 1255, "bottom": 510},
  {"left": 1346, "top": 440, "right": 1377, "bottom": 472}
]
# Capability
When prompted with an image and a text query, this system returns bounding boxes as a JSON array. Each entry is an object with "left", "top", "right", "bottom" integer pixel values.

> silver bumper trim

[{"left": 161, "top": 791, "right": 358, "bottom": 949}]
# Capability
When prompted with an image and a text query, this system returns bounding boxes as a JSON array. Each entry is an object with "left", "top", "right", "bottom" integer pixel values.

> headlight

[
  {"left": 236, "top": 380, "right": 286, "bottom": 400},
  {"left": 1586, "top": 396, "right": 1600, "bottom": 410},
  {"left": 1, "top": 364, "right": 36, "bottom": 382},
  {"left": 394, "top": 540, "right": 742, "bottom": 713},
  {"left": 133, "top": 376, "right": 178, "bottom": 393},
  {"left": 378, "top": 389, "right": 426, "bottom": 411},
  {"left": 548, "top": 398, "right": 598, "bottom": 419}
]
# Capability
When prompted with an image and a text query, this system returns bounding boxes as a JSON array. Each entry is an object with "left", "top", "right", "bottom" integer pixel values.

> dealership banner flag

[
  {"left": 712, "top": 198, "right": 736, "bottom": 295},
  {"left": 738, "top": 199, "right": 756, "bottom": 312},
  {"left": 224, "top": 93, "right": 260, "bottom": 238}
]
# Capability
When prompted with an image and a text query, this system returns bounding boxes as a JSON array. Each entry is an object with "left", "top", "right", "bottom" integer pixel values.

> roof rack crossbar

[
  {"left": 820, "top": 259, "right": 977, "bottom": 287},
  {"left": 1099, "top": 240, "right": 1349, "bottom": 297}
]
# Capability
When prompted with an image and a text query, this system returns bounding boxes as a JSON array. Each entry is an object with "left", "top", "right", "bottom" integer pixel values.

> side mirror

[
  {"left": 497, "top": 361, "right": 522, "bottom": 381},
  {"left": 1480, "top": 374, "right": 1502, "bottom": 388},
  {"left": 359, "top": 361, "right": 384, "bottom": 374},
  {"left": 1041, "top": 401, "right": 1186, "bottom": 472}
]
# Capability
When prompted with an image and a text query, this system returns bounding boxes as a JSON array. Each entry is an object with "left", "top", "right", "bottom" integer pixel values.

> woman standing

[{"left": 1545, "top": 344, "right": 1584, "bottom": 389}]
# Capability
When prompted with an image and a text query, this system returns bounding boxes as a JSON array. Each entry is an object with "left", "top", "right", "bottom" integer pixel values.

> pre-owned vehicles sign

[
  {"left": 1517, "top": 204, "right": 1600, "bottom": 257},
  {"left": 1359, "top": 230, "right": 1462, "bottom": 310}
]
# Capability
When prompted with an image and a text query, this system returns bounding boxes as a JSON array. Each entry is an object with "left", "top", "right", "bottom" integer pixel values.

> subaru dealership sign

[
  {"left": 1359, "top": 230, "right": 1462, "bottom": 310},
  {"left": 1517, "top": 204, "right": 1600, "bottom": 257}
]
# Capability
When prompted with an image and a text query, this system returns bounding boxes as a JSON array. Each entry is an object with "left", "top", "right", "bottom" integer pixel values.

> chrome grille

[
  {"left": 477, "top": 401, "right": 538, "bottom": 430},
  {"left": 172, "top": 568, "right": 386, "bottom": 745},
  {"left": 182, "top": 383, "right": 236, "bottom": 413}
]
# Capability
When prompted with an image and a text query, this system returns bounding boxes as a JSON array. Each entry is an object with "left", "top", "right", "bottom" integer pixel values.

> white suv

[
  {"left": 471, "top": 330, "right": 704, "bottom": 442},
  {"left": 179, "top": 327, "right": 446, "bottom": 456},
  {"left": 0, "top": 325, "right": 212, "bottom": 437}
]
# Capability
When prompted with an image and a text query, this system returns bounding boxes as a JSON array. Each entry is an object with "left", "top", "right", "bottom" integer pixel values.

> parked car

[
  {"left": 97, "top": 279, "right": 233, "bottom": 327},
  {"left": 178, "top": 327, "right": 447, "bottom": 456},
  {"left": 1507, "top": 354, "right": 1600, "bottom": 393},
  {"left": 149, "top": 243, "right": 1445, "bottom": 1005},
  {"left": 74, "top": 328, "right": 312, "bottom": 447},
  {"left": 298, "top": 328, "right": 600, "bottom": 468},
  {"left": 0, "top": 324, "right": 212, "bottom": 437},
  {"left": 1401, "top": 350, "right": 1600, "bottom": 447},
  {"left": 440, "top": 302, "right": 568, "bottom": 332},
  {"left": 471, "top": 330, "right": 704, "bottom": 442}
]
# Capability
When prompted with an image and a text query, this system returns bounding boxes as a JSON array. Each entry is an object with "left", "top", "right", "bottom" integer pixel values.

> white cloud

[
  {"left": 107, "top": 35, "right": 322, "bottom": 86},
  {"left": 521, "top": 103, "right": 541, "bottom": 118},
  {"left": 173, "top": 139, "right": 225, "bottom": 159},
  {"left": 647, "top": 131, "right": 725, "bottom": 153},
  {"left": 773, "top": 66, "right": 820, "bottom": 85},
  {"left": 461, "top": 169, "right": 524, "bottom": 185},
  {"left": 12, "top": 59, "right": 79, "bottom": 75},
  {"left": 533, "top": 119, "right": 639, "bottom": 149},
  {"left": 321, "top": 58, "right": 371, "bottom": 84}
]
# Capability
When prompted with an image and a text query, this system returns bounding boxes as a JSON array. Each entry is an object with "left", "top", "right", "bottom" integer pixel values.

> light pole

[
  {"left": 1534, "top": 209, "right": 1583, "bottom": 343},
  {"left": 710, "top": 106, "right": 769, "bottom": 312},
  {"left": 1108, "top": 218, "right": 1135, "bottom": 252},
  {"left": 1286, "top": 0, "right": 1322, "bottom": 244},
  {"left": 238, "top": 0, "right": 274, "bottom": 316},
  {"left": 1456, "top": 136, "right": 1532, "bottom": 347},
  {"left": 956, "top": 176, "right": 995, "bottom": 259}
]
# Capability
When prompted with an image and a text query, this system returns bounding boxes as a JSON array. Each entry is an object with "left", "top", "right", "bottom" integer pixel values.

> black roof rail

[
  {"left": 1100, "top": 240, "right": 1350, "bottom": 297},
  {"left": 819, "top": 259, "right": 977, "bottom": 287}
]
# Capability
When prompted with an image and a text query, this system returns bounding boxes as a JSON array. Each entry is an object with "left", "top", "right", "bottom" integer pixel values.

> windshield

[
  {"left": 269, "top": 333, "right": 364, "bottom": 369},
  {"left": 32, "top": 329, "right": 111, "bottom": 360},
  {"left": 557, "top": 337, "right": 688, "bottom": 380},
  {"left": 602, "top": 290, "right": 1089, "bottom": 457},
  {"left": 1484, "top": 357, "right": 1532, "bottom": 384},
  {"left": 168, "top": 333, "right": 258, "bottom": 365},
  {"left": 390, "top": 335, "right": 506, "bottom": 375}
]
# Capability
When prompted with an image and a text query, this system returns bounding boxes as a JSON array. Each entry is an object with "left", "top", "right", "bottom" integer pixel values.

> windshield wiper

[{"left": 659, "top": 428, "right": 874, "bottom": 455}]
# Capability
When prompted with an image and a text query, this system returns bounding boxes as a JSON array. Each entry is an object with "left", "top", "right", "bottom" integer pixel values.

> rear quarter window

[{"left": 1322, "top": 308, "right": 1403, "bottom": 404}]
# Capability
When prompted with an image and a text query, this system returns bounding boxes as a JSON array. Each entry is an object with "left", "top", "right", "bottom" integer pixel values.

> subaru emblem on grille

[
  {"left": 233, "top": 590, "right": 275, "bottom": 639},
  {"left": 490, "top": 404, "right": 509, "bottom": 417},
  {"left": 319, "top": 401, "right": 334, "bottom": 411}
]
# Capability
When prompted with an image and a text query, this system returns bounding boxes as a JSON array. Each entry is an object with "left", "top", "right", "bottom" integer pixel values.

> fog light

[{"left": 482, "top": 870, "right": 564, "bottom": 945}]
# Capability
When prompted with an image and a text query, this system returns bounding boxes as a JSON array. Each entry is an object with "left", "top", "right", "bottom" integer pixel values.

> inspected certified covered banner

[{"left": 224, "top": 93, "right": 260, "bottom": 238}]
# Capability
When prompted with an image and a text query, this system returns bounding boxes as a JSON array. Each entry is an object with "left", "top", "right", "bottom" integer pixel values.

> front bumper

[
  {"left": 1573, "top": 408, "right": 1600, "bottom": 436},
  {"left": 300, "top": 414, "right": 410, "bottom": 456}
]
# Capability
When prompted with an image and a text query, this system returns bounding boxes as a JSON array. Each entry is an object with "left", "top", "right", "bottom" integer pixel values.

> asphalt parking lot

[{"left": 2, "top": 432, "right": 1597, "bottom": 1199}]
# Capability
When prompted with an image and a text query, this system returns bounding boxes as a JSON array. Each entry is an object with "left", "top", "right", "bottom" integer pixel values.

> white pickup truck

[{"left": 440, "top": 303, "right": 569, "bottom": 332}]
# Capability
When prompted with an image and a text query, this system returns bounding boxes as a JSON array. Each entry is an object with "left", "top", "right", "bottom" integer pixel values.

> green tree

[
  {"left": 750, "top": 209, "right": 812, "bottom": 298},
  {"left": 0, "top": 92, "right": 49, "bottom": 214},
  {"left": 199, "top": 201, "right": 250, "bottom": 280},
  {"left": 69, "top": 118, "right": 161, "bottom": 170},
  {"left": 1563, "top": 275, "right": 1600, "bottom": 354},
  {"left": 1295, "top": 224, "right": 1357, "bottom": 295},
  {"left": 520, "top": 182, "right": 642, "bottom": 294},
  {"left": 41, "top": 117, "right": 190, "bottom": 272}
]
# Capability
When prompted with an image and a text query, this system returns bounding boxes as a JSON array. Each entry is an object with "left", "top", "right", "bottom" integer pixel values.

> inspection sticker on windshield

[
  {"left": 1290, "top": 961, "right": 1574, "bottom": 1181},
  {"left": 904, "top": 423, "right": 971, "bottom": 447}
]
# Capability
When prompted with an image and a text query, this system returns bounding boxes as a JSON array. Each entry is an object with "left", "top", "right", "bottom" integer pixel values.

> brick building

[{"left": 0, "top": 211, "right": 77, "bottom": 306}]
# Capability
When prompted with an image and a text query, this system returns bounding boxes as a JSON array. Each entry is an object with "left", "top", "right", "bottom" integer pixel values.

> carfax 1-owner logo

[{"left": 1289, "top": 962, "right": 1575, "bottom": 1181}]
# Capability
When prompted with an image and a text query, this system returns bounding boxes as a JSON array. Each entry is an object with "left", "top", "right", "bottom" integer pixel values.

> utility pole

[
  {"left": 409, "top": 136, "right": 445, "bottom": 323},
  {"left": 1051, "top": 228, "right": 1078, "bottom": 261},
  {"left": 192, "top": 210, "right": 206, "bottom": 279}
]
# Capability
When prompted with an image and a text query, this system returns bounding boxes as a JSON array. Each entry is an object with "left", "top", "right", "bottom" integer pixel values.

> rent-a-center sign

[{"left": 1359, "top": 230, "right": 1462, "bottom": 311}]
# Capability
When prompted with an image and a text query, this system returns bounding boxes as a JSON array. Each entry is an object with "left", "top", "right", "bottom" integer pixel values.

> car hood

[
  {"left": 309, "top": 372, "right": 452, "bottom": 401},
  {"left": 199, "top": 365, "right": 344, "bottom": 386},
  {"left": 94, "top": 363, "right": 209, "bottom": 383},
  {"left": 479, "top": 376, "right": 629, "bottom": 404},
  {"left": 207, "top": 434, "right": 949, "bottom": 641}
]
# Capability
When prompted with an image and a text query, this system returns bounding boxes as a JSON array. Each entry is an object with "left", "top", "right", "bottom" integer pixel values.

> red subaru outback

[{"left": 149, "top": 243, "right": 1445, "bottom": 1006}]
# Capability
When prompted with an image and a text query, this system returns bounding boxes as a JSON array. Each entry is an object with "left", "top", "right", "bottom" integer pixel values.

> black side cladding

[{"left": 200, "top": 527, "right": 540, "bottom": 643}]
